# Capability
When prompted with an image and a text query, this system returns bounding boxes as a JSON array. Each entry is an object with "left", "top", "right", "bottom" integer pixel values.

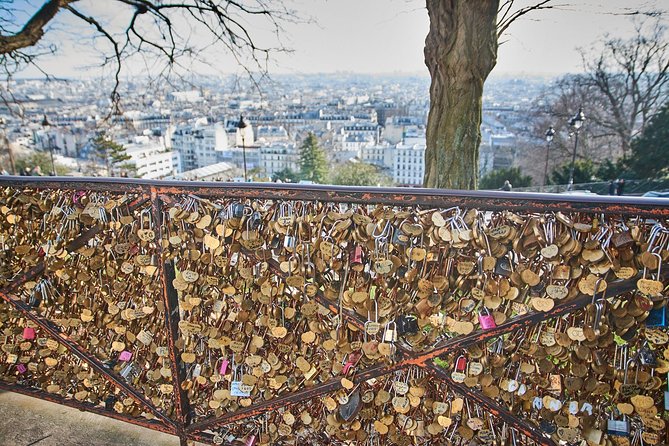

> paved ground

[{"left": 0, "top": 391, "right": 180, "bottom": 446}]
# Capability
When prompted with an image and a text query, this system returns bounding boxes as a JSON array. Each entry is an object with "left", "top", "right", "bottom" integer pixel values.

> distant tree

[
  {"left": 549, "top": 160, "right": 597, "bottom": 185},
  {"left": 625, "top": 101, "right": 669, "bottom": 179},
  {"left": 272, "top": 168, "right": 301, "bottom": 183},
  {"left": 90, "top": 132, "right": 131, "bottom": 177},
  {"left": 329, "top": 162, "right": 393, "bottom": 187},
  {"left": 15, "top": 152, "right": 69, "bottom": 176},
  {"left": 299, "top": 133, "right": 327, "bottom": 184},
  {"left": 479, "top": 167, "right": 532, "bottom": 190}
]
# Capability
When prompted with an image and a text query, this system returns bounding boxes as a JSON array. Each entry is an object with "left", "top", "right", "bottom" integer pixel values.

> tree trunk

[{"left": 424, "top": 0, "right": 499, "bottom": 190}]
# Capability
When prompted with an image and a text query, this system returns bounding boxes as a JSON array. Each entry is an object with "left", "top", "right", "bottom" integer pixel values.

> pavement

[{"left": 0, "top": 391, "right": 180, "bottom": 446}]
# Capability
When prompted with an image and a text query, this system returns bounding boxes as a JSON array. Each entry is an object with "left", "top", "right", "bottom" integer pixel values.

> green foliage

[
  {"left": 548, "top": 160, "right": 597, "bottom": 185},
  {"left": 328, "top": 162, "right": 393, "bottom": 186},
  {"left": 15, "top": 151, "right": 69, "bottom": 176},
  {"left": 625, "top": 102, "right": 669, "bottom": 179},
  {"left": 90, "top": 132, "right": 131, "bottom": 176},
  {"left": 299, "top": 133, "right": 328, "bottom": 184},
  {"left": 479, "top": 167, "right": 532, "bottom": 190},
  {"left": 271, "top": 168, "right": 301, "bottom": 183}
]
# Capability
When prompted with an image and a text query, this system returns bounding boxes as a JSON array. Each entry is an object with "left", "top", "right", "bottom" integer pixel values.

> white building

[
  {"left": 255, "top": 125, "right": 289, "bottom": 143},
  {"left": 124, "top": 138, "right": 181, "bottom": 179},
  {"left": 259, "top": 143, "right": 299, "bottom": 178},
  {"left": 393, "top": 143, "right": 425, "bottom": 186},
  {"left": 171, "top": 121, "right": 228, "bottom": 171}
]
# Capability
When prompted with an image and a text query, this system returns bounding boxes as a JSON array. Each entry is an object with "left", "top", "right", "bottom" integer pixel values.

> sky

[{"left": 9, "top": 0, "right": 669, "bottom": 79}]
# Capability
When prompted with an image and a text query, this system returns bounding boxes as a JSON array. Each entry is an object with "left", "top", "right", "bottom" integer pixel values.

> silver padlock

[
  {"left": 606, "top": 413, "right": 630, "bottom": 437},
  {"left": 664, "top": 379, "right": 669, "bottom": 411}
]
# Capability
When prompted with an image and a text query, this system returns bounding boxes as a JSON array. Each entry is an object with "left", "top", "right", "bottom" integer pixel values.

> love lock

[
  {"left": 396, "top": 315, "right": 418, "bottom": 335},
  {"left": 339, "top": 389, "right": 362, "bottom": 422},
  {"left": 478, "top": 308, "right": 496, "bottom": 330}
]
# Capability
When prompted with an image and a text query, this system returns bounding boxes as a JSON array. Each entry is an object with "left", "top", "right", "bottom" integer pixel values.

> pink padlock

[
  {"left": 16, "top": 364, "right": 27, "bottom": 374},
  {"left": 478, "top": 308, "right": 496, "bottom": 330},
  {"left": 22, "top": 327, "right": 36, "bottom": 340},
  {"left": 219, "top": 358, "right": 229, "bottom": 375},
  {"left": 119, "top": 351, "right": 133, "bottom": 361},
  {"left": 244, "top": 434, "right": 257, "bottom": 446}
]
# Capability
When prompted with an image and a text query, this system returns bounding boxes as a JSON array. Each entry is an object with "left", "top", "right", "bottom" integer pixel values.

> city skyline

[{"left": 11, "top": 0, "right": 668, "bottom": 80}]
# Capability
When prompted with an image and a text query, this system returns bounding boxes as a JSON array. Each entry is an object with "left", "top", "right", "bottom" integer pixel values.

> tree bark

[
  {"left": 424, "top": 0, "right": 499, "bottom": 190},
  {"left": 0, "top": 0, "right": 74, "bottom": 55}
]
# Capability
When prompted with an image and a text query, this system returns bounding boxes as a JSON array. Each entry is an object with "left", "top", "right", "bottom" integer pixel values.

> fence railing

[{"left": 0, "top": 176, "right": 668, "bottom": 446}]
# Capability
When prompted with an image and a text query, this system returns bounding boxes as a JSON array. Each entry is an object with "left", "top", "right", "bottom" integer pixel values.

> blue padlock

[{"left": 646, "top": 306, "right": 667, "bottom": 327}]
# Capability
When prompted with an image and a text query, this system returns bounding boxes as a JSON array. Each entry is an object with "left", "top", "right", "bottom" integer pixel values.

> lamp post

[
  {"left": 567, "top": 107, "right": 585, "bottom": 191},
  {"left": 41, "top": 115, "right": 56, "bottom": 175},
  {"left": 543, "top": 126, "right": 555, "bottom": 188},
  {"left": 237, "top": 114, "right": 248, "bottom": 181}
]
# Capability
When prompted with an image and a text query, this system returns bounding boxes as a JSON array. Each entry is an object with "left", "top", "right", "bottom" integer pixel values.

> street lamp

[
  {"left": 543, "top": 126, "right": 555, "bottom": 188},
  {"left": 41, "top": 115, "right": 56, "bottom": 175},
  {"left": 567, "top": 107, "right": 585, "bottom": 191},
  {"left": 237, "top": 114, "right": 248, "bottom": 181}
]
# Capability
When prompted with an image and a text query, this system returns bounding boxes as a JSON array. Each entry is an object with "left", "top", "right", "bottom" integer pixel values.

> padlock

[
  {"left": 646, "top": 306, "right": 667, "bottom": 327},
  {"left": 104, "top": 395, "right": 117, "bottom": 410},
  {"left": 339, "top": 390, "right": 362, "bottom": 422},
  {"left": 494, "top": 256, "right": 512, "bottom": 277},
  {"left": 607, "top": 413, "right": 630, "bottom": 437},
  {"left": 383, "top": 321, "right": 397, "bottom": 343},
  {"left": 16, "top": 364, "right": 26, "bottom": 374},
  {"left": 395, "top": 315, "right": 418, "bottom": 335},
  {"left": 120, "top": 362, "right": 140, "bottom": 381},
  {"left": 119, "top": 351, "right": 132, "bottom": 361},
  {"left": 664, "top": 379, "right": 669, "bottom": 411},
  {"left": 230, "top": 366, "right": 251, "bottom": 397},
  {"left": 638, "top": 343, "right": 657, "bottom": 366},
  {"left": 244, "top": 434, "right": 257, "bottom": 446},
  {"left": 218, "top": 357, "right": 229, "bottom": 375},
  {"left": 283, "top": 235, "right": 295, "bottom": 249},
  {"left": 392, "top": 227, "right": 409, "bottom": 246},
  {"left": 22, "top": 327, "right": 35, "bottom": 340},
  {"left": 249, "top": 211, "right": 262, "bottom": 230},
  {"left": 478, "top": 308, "right": 496, "bottom": 330},
  {"left": 451, "top": 355, "right": 467, "bottom": 383},
  {"left": 193, "top": 363, "right": 202, "bottom": 378},
  {"left": 350, "top": 245, "right": 364, "bottom": 267},
  {"left": 231, "top": 203, "right": 244, "bottom": 219}
]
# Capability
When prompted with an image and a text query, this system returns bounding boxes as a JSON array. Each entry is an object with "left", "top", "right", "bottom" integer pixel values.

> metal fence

[{"left": 0, "top": 177, "right": 668, "bottom": 446}]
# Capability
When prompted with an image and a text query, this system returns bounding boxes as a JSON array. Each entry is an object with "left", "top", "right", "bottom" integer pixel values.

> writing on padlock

[
  {"left": 16, "top": 364, "right": 26, "bottom": 374},
  {"left": 230, "top": 381, "right": 252, "bottom": 397},
  {"left": 478, "top": 307, "right": 496, "bottom": 330},
  {"left": 119, "top": 351, "right": 132, "bottom": 361}
]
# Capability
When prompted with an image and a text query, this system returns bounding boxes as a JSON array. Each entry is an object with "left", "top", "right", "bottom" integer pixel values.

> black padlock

[
  {"left": 249, "top": 211, "right": 262, "bottom": 230},
  {"left": 639, "top": 344, "right": 657, "bottom": 367},
  {"left": 231, "top": 202, "right": 244, "bottom": 219},
  {"left": 104, "top": 395, "right": 116, "bottom": 410},
  {"left": 494, "top": 257, "right": 512, "bottom": 277},
  {"left": 396, "top": 315, "right": 419, "bottom": 335},
  {"left": 339, "top": 390, "right": 362, "bottom": 422}
]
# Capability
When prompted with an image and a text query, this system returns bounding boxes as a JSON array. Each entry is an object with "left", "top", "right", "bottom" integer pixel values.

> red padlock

[
  {"left": 22, "top": 327, "right": 36, "bottom": 340},
  {"left": 478, "top": 308, "right": 496, "bottom": 330},
  {"left": 350, "top": 245, "right": 364, "bottom": 267},
  {"left": 451, "top": 355, "right": 467, "bottom": 383}
]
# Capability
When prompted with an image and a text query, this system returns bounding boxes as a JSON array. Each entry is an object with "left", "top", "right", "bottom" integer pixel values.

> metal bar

[
  {"left": 186, "top": 362, "right": 392, "bottom": 433},
  {"left": 0, "top": 379, "right": 176, "bottom": 435},
  {"left": 0, "top": 290, "right": 175, "bottom": 428},
  {"left": 1, "top": 176, "right": 668, "bottom": 218},
  {"left": 427, "top": 367, "right": 557, "bottom": 446},
  {"left": 150, "top": 190, "right": 190, "bottom": 430}
]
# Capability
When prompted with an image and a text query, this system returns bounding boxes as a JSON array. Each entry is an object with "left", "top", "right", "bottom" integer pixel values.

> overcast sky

[{"left": 11, "top": 0, "right": 669, "bottom": 78}]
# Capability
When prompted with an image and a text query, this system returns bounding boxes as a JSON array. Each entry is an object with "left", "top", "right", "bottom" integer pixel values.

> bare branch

[{"left": 0, "top": 0, "right": 74, "bottom": 55}]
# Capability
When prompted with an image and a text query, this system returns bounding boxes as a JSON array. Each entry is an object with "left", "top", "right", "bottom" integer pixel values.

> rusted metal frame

[
  {"left": 0, "top": 290, "right": 175, "bottom": 428},
  {"left": 149, "top": 189, "right": 191, "bottom": 432},
  {"left": 0, "top": 379, "right": 177, "bottom": 435},
  {"left": 426, "top": 368, "right": 557, "bottom": 446},
  {"left": 3, "top": 176, "right": 669, "bottom": 217},
  {"left": 186, "top": 361, "right": 397, "bottom": 434},
  {"left": 1, "top": 196, "right": 151, "bottom": 295}
]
